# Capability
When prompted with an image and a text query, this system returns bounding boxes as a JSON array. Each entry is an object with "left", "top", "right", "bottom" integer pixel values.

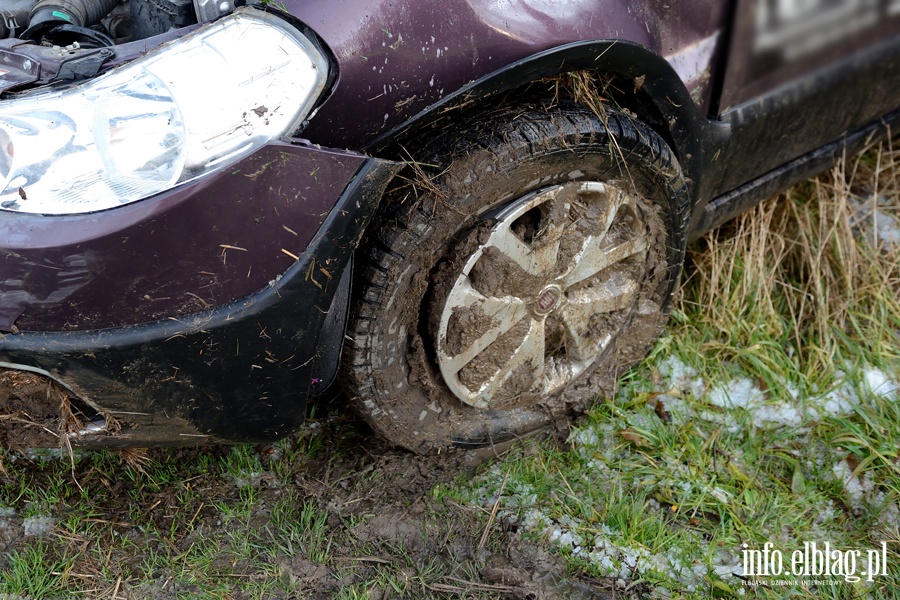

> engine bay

[{"left": 0, "top": 0, "right": 237, "bottom": 93}]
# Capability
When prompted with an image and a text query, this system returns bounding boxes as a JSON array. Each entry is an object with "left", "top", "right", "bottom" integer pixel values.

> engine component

[
  {"left": 41, "top": 23, "right": 115, "bottom": 47},
  {"left": 0, "top": 0, "right": 39, "bottom": 39},
  {"left": 193, "top": 0, "right": 233, "bottom": 23},
  {"left": 23, "top": 0, "right": 119, "bottom": 41},
  {"left": 131, "top": 0, "right": 197, "bottom": 39}
]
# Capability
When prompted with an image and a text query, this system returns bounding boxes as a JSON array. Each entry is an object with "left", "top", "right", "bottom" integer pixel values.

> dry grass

[
  {"left": 682, "top": 138, "right": 900, "bottom": 381},
  {"left": 558, "top": 71, "right": 614, "bottom": 123}
]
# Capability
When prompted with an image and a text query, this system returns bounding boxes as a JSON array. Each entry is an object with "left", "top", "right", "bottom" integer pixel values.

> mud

[
  {"left": 0, "top": 370, "right": 88, "bottom": 450},
  {"left": 444, "top": 304, "right": 499, "bottom": 357},
  {"left": 432, "top": 174, "right": 668, "bottom": 413},
  {"left": 469, "top": 246, "right": 544, "bottom": 299},
  {"left": 0, "top": 398, "right": 624, "bottom": 598},
  {"left": 269, "top": 412, "right": 621, "bottom": 598},
  {"left": 457, "top": 317, "right": 529, "bottom": 393}
]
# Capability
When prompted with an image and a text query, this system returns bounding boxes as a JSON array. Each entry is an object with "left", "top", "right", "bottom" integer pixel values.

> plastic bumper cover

[{"left": 0, "top": 149, "right": 398, "bottom": 446}]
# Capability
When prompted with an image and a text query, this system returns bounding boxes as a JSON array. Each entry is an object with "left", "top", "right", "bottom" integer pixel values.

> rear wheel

[{"left": 343, "top": 105, "right": 688, "bottom": 452}]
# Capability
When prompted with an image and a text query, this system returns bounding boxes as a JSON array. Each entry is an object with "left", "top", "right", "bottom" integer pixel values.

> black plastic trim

[{"left": 364, "top": 38, "right": 732, "bottom": 209}]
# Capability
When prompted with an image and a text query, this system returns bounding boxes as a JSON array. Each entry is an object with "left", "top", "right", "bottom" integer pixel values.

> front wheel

[{"left": 342, "top": 105, "right": 688, "bottom": 453}]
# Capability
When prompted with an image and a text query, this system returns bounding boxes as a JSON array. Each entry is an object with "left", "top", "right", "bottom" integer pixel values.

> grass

[
  {"left": 266, "top": 492, "right": 331, "bottom": 562},
  {"left": 0, "top": 420, "right": 506, "bottom": 598},
  {"left": 0, "top": 543, "right": 74, "bottom": 597},
  {"left": 461, "top": 139, "right": 900, "bottom": 597}
]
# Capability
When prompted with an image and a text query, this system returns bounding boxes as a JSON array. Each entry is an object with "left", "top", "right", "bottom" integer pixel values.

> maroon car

[{"left": 0, "top": 0, "right": 897, "bottom": 452}]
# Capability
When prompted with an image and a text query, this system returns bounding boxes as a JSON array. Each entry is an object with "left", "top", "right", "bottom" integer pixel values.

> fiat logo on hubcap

[{"left": 535, "top": 284, "right": 563, "bottom": 315}]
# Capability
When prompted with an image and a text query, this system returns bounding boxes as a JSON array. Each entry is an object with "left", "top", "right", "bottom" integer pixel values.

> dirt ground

[{"left": 0, "top": 371, "right": 630, "bottom": 599}]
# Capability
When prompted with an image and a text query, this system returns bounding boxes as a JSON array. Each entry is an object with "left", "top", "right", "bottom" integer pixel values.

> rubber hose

[
  {"left": 26, "top": 0, "right": 119, "bottom": 38},
  {"left": 0, "top": 0, "right": 40, "bottom": 38}
]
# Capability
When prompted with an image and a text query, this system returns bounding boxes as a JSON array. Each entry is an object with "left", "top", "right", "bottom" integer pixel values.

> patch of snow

[
  {"left": 708, "top": 378, "right": 764, "bottom": 409},
  {"left": 808, "top": 500, "right": 840, "bottom": 540},
  {"left": 231, "top": 471, "right": 278, "bottom": 489},
  {"left": 657, "top": 356, "right": 705, "bottom": 398},
  {"left": 811, "top": 367, "right": 899, "bottom": 417},
  {"left": 705, "top": 377, "right": 807, "bottom": 429},
  {"left": 569, "top": 423, "right": 618, "bottom": 462},
  {"left": 569, "top": 427, "right": 599, "bottom": 448},
  {"left": 850, "top": 196, "right": 900, "bottom": 248},
  {"left": 657, "top": 356, "right": 696, "bottom": 387},
  {"left": 750, "top": 403, "right": 804, "bottom": 428},
  {"left": 872, "top": 491, "right": 900, "bottom": 531},
  {"left": 862, "top": 367, "right": 899, "bottom": 399},
  {"left": 656, "top": 394, "right": 694, "bottom": 425},
  {"left": 23, "top": 516, "right": 54, "bottom": 537},
  {"left": 0, "top": 508, "right": 15, "bottom": 532},
  {"left": 874, "top": 211, "right": 900, "bottom": 245},
  {"left": 519, "top": 508, "right": 549, "bottom": 531},
  {"left": 467, "top": 360, "right": 900, "bottom": 594},
  {"left": 816, "top": 377, "right": 859, "bottom": 416},
  {"left": 832, "top": 460, "right": 873, "bottom": 512}
]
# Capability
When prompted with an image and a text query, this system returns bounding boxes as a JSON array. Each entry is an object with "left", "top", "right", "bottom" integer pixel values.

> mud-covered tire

[{"left": 342, "top": 105, "right": 689, "bottom": 453}]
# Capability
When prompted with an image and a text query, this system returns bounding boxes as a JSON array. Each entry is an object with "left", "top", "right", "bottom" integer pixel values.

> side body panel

[
  {"left": 712, "top": 0, "right": 900, "bottom": 195},
  {"left": 288, "top": 0, "right": 899, "bottom": 239},
  {"left": 291, "top": 0, "right": 730, "bottom": 150}
]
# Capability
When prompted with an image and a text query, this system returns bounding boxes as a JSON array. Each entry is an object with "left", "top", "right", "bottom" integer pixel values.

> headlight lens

[{"left": 0, "top": 8, "right": 329, "bottom": 215}]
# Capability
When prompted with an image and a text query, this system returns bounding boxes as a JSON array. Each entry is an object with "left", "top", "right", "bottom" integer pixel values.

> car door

[{"left": 711, "top": 0, "right": 900, "bottom": 196}]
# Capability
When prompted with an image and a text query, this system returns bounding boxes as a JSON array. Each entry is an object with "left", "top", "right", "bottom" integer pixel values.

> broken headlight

[{"left": 0, "top": 8, "right": 329, "bottom": 215}]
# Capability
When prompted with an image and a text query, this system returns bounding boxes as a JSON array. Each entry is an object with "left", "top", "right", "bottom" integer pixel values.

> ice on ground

[
  {"left": 807, "top": 500, "right": 840, "bottom": 540},
  {"left": 660, "top": 357, "right": 896, "bottom": 427},
  {"left": 708, "top": 377, "right": 763, "bottom": 409},
  {"left": 654, "top": 356, "right": 707, "bottom": 426},
  {"left": 569, "top": 422, "right": 618, "bottom": 462},
  {"left": 467, "top": 467, "right": 723, "bottom": 591},
  {"left": 468, "top": 358, "right": 900, "bottom": 594},
  {"left": 850, "top": 195, "right": 900, "bottom": 248},
  {"left": 832, "top": 460, "right": 874, "bottom": 512},
  {"left": 654, "top": 392, "right": 694, "bottom": 427},
  {"left": 750, "top": 403, "right": 804, "bottom": 428},
  {"left": 815, "top": 373, "right": 860, "bottom": 416},
  {"left": 812, "top": 367, "right": 898, "bottom": 417},
  {"left": 862, "top": 367, "right": 900, "bottom": 399},
  {"left": 872, "top": 491, "right": 900, "bottom": 531},
  {"left": 863, "top": 202, "right": 900, "bottom": 246},
  {"left": 875, "top": 211, "right": 900, "bottom": 245},
  {"left": 829, "top": 456, "right": 900, "bottom": 522},
  {"left": 569, "top": 425, "right": 601, "bottom": 449},
  {"left": 657, "top": 356, "right": 705, "bottom": 398},
  {"left": 702, "top": 366, "right": 897, "bottom": 427},
  {"left": 705, "top": 377, "right": 806, "bottom": 429},
  {"left": 23, "top": 515, "right": 55, "bottom": 537}
]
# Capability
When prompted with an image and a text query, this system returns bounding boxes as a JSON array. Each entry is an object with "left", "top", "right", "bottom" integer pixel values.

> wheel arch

[{"left": 364, "top": 39, "right": 729, "bottom": 200}]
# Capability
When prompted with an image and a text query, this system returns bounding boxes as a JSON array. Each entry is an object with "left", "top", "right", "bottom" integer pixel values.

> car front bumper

[{"left": 0, "top": 141, "right": 398, "bottom": 446}]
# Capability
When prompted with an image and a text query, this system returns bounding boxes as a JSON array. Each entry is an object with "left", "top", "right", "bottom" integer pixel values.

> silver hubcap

[{"left": 435, "top": 181, "right": 649, "bottom": 409}]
